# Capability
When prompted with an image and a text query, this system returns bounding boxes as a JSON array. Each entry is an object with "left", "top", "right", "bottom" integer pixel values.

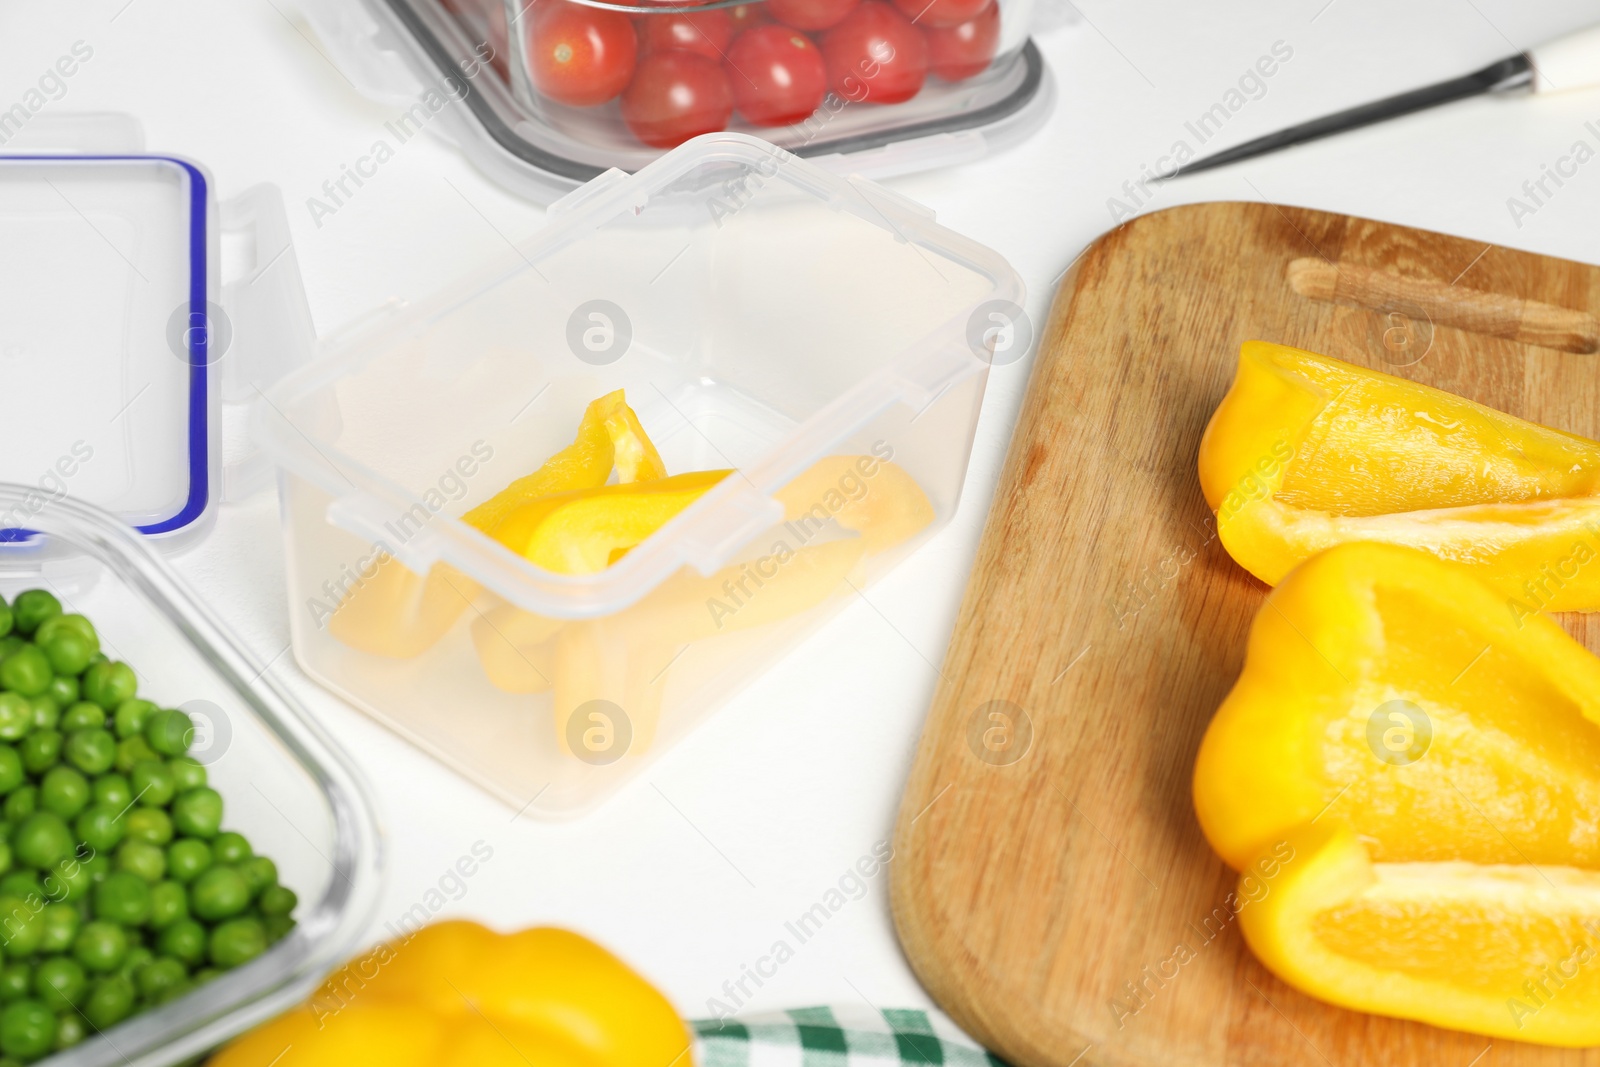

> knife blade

[{"left": 1171, "top": 21, "right": 1600, "bottom": 178}]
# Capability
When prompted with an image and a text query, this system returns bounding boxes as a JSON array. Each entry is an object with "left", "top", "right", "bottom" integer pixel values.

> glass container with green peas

[{"left": 0, "top": 592, "right": 301, "bottom": 1062}]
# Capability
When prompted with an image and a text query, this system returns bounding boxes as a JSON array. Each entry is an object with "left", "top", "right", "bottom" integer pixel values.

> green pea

[
  {"left": 239, "top": 856, "right": 278, "bottom": 898},
  {"left": 72, "top": 806, "right": 124, "bottom": 855},
  {"left": 37, "top": 767, "right": 87, "bottom": 820},
  {"left": 25, "top": 697, "right": 55, "bottom": 732},
  {"left": 171, "top": 788, "right": 222, "bottom": 839},
  {"left": 168, "top": 756, "right": 206, "bottom": 793},
  {"left": 37, "top": 631, "right": 91, "bottom": 678},
  {"left": 0, "top": 897, "right": 43, "bottom": 957},
  {"left": 210, "top": 832, "right": 251, "bottom": 866},
  {"left": 41, "top": 855, "right": 93, "bottom": 905},
  {"left": 166, "top": 840, "right": 211, "bottom": 884},
  {"left": 0, "top": 875, "right": 40, "bottom": 903},
  {"left": 264, "top": 914, "right": 296, "bottom": 943},
  {"left": 73, "top": 922, "right": 128, "bottom": 973},
  {"left": 133, "top": 957, "right": 184, "bottom": 1002},
  {"left": 10, "top": 592, "right": 60, "bottom": 637},
  {"left": 190, "top": 867, "right": 249, "bottom": 921},
  {"left": 0, "top": 965, "right": 27, "bottom": 1004},
  {"left": 64, "top": 729, "right": 114, "bottom": 778},
  {"left": 17, "top": 732, "right": 59, "bottom": 776},
  {"left": 112, "top": 699, "right": 155, "bottom": 741},
  {"left": 0, "top": 999, "right": 54, "bottom": 1061},
  {"left": 91, "top": 774, "right": 130, "bottom": 811},
  {"left": 34, "top": 615, "right": 96, "bottom": 659},
  {"left": 130, "top": 761, "right": 175, "bottom": 807},
  {"left": 36, "top": 903, "right": 77, "bottom": 954},
  {"left": 44, "top": 676, "right": 78, "bottom": 712},
  {"left": 80, "top": 979, "right": 134, "bottom": 1036},
  {"left": 0, "top": 649, "right": 50, "bottom": 700},
  {"left": 58, "top": 702, "right": 104, "bottom": 733},
  {"left": 0, "top": 701, "right": 27, "bottom": 745},
  {"left": 0, "top": 603, "right": 10, "bottom": 641},
  {"left": 0, "top": 751, "right": 21, "bottom": 797},
  {"left": 53, "top": 1010, "right": 83, "bottom": 1051},
  {"left": 257, "top": 884, "right": 297, "bottom": 918},
  {"left": 115, "top": 841, "right": 165, "bottom": 884},
  {"left": 81, "top": 661, "right": 136, "bottom": 711},
  {"left": 148, "top": 880, "right": 186, "bottom": 930},
  {"left": 144, "top": 710, "right": 193, "bottom": 758},
  {"left": 1, "top": 789, "right": 34, "bottom": 825},
  {"left": 0, "top": 636, "right": 19, "bottom": 659},
  {"left": 209, "top": 917, "right": 267, "bottom": 970},
  {"left": 82, "top": 975, "right": 134, "bottom": 1029},
  {"left": 124, "top": 808, "right": 172, "bottom": 846},
  {"left": 116, "top": 946, "right": 152, "bottom": 983},
  {"left": 193, "top": 966, "right": 220, "bottom": 985},
  {"left": 0, "top": 845, "right": 13, "bottom": 881},
  {"left": 11, "top": 813, "right": 71, "bottom": 870},
  {"left": 93, "top": 872, "right": 149, "bottom": 926},
  {"left": 114, "top": 735, "right": 157, "bottom": 774},
  {"left": 33, "top": 958, "right": 85, "bottom": 1014},
  {"left": 156, "top": 919, "right": 205, "bottom": 966}
]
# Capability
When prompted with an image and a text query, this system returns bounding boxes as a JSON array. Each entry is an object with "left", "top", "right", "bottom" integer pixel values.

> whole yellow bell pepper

[
  {"left": 1199, "top": 341, "right": 1600, "bottom": 614},
  {"left": 209, "top": 921, "right": 691, "bottom": 1067},
  {"left": 1194, "top": 542, "right": 1600, "bottom": 1046}
]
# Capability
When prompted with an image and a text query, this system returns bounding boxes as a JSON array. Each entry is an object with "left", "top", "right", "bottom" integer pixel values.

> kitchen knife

[{"left": 1172, "top": 22, "right": 1600, "bottom": 177}]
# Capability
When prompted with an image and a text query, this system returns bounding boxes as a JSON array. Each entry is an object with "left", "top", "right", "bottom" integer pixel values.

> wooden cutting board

[{"left": 890, "top": 202, "right": 1600, "bottom": 1067}]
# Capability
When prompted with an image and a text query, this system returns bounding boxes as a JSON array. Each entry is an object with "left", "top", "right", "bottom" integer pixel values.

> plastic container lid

[{"left": 0, "top": 115, "right": 316, "bottom": 552}]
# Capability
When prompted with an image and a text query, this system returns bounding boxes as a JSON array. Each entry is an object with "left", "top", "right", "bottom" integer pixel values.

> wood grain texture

[{"left": 890, "top": 202, "right": 1600, "bottom": 1067}]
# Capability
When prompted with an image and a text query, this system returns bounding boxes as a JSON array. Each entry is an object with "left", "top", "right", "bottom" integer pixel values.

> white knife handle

[{"left": 1530, "top": 22, "right": 1600, "bottom": 93}]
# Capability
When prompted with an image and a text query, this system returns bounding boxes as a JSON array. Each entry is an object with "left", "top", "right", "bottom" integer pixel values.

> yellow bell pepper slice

[
  {"left": 1194, "top": 541, "right": 1600, "bottom": 873},
  {"left": 209, "top": 921, "right": 690, "bottom": 1067},
  {"left": 1199, "top": 341, "right": 1600, "bottom": 612},
  {"left": 494, "top": 469, "right": 732, "bottom": 576},
  {"left": 463, "top": 389, "right": 665, "bottom": 534},
  {"left": 775, "top": 453, "right": 934, "bottom": 553},
  {"left": 1238, "top": 820, "right": 1600, "bottom": 1048},
  {"left": 551, "top": 537, "right": 868, "bottom": 756},
  {"left": 326, "top": 391, "right": 661, "bottom": 658}
]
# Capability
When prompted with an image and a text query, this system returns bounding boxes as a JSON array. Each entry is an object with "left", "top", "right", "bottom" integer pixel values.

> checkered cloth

[{"left": 690, "top": 1007, "right": 1011, "bottom": 1066}]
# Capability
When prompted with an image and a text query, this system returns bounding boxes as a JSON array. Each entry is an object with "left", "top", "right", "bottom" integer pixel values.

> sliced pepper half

[
  {"left": 1194, "top": 541, "right": 1600, "bottom": 873},
  {"left": 1238, "top": 820, "right": 1600, "bottom": 1047},
  {"left": 1199, "top": 341, "right": 1600, "bottom": 612}
]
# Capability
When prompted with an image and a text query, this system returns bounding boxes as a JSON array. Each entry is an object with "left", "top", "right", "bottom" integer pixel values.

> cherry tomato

[
  {"left": 725, "top": 25, "right": 828, "bottom": 127},
  {"left": 767, "top": 0, "right": 859, "bottom": 32},
  {"left": 820, "top": 1, "right": 927, "bottom": 104},
  {"left": 923, "top": 0, "right": 998, "bottom": 81},
  {"left": 891, "top": 0, "right": 989, "bottom": 27},
  {"left": 637, "top": 9, "right": 735, "bottom": 61},
  {"left": 527, "top": 0, "right": 638, "bottom": 107},
  {"left": 621, "top": 51, "right": 734, "bottom": 147},
  {"left": 726, "top": 3, "right": 771, "bottom": 32}
]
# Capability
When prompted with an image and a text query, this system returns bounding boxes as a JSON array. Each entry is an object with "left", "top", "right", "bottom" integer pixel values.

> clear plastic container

[
  {"left": 254, "top": 133, "right": 1022, "bottom": 817},
  {"left": 0, "top": 487, "right": 382, "bottom": 1067},
  {"left": 305, "top": 0, "right": 1054, "bottom": 202}
]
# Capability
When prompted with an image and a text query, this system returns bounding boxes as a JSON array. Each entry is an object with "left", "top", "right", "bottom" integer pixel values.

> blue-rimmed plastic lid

[
  {"left": 0, "top": 153, "right": 217, "bottom": 545},
  {"left": 1, "top": 115, "right": 315, "bottom": 552}
]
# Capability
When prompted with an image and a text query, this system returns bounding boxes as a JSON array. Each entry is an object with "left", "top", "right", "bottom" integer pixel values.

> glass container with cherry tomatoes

[{"left": 316, "top": 0, "right": 1056, "bottom": 202}]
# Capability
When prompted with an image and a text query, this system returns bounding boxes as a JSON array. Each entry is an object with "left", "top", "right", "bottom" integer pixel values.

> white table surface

[{"left": 5, "top": 0, "right": 1600, "bottom": 1030}]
